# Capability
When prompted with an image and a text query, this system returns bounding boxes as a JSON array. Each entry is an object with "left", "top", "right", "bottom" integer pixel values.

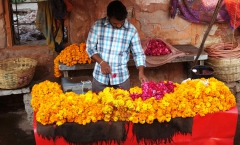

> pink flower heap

[
  {"left": 141, "top": 81, "right": 176, "bottom": 100},
  {"left": 144, "top": 39, "right": 172, "bottom": 56}
]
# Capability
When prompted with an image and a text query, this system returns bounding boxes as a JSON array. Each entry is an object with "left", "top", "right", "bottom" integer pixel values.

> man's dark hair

[{"left": 107, "top": 1, "right": 128, "bottom": 20}]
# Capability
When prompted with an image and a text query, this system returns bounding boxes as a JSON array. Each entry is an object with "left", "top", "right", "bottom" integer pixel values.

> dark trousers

[{"left": 92, "top": 78, "right": 130, "bottom": 93}]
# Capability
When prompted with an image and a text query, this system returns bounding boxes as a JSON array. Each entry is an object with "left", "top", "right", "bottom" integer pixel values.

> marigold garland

[
  {"left": 54, "top": 43, "right": 92, "bottom": 78},
  {"left": 31, "top": 80, "right": 63, "bottom": 112},
  {"left": 31, "top": 78, "right": 236, "bottom": 126}
]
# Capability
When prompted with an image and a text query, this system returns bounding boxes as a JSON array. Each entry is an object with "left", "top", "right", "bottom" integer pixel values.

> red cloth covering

[
  {"left": 225, "top": 0, "right": 240, "bottom": 29},
  {"left": 33, "top": 107, "right": 238, "bottom": 145}
]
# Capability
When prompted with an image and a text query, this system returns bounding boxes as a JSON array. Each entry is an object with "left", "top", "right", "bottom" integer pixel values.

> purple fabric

[
  {"left": 171, "top": 0, "right": 179, "bottom": 19},
  {"left": 172, "top": 0, "right": 230, "bottom": 24}
]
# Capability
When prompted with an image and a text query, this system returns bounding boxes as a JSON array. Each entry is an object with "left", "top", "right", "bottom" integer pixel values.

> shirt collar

[{"left": 103, "top": 17, "right": 128, "bottom": 29}]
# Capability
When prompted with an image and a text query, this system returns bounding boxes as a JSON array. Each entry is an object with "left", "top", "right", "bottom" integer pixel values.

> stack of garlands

[
  {"left": 31, "top": 78, "right": 236, "bottom": 126},
  {"left": 54, "top": 43, "right": 93, "bottom": 77},
  {"left": 31, "top": 80, "right": 103, "bottom": 126}
]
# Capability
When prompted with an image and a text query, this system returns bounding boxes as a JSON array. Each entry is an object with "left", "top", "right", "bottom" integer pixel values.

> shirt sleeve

[
  {"left": 130, "top": 31, "right": 146, "bottom": 67},
  {"left": 86, "top": 22, "right": 99, "bottom": 58}
]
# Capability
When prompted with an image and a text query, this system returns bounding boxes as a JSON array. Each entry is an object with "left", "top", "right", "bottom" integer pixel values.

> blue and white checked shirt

[{"left": 86, "top": 17, "right": 146, "bottom": 85}]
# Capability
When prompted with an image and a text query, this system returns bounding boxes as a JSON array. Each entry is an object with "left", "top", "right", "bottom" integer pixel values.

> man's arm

[
  {"left": 91, "top": 54, "right": 111, "bottom": 75},
  {"left": 130, "top": 31, "right": 148, "bottom": 83},
  {"left": 138, "top": 66, "right": 148, "bottom": 83}
]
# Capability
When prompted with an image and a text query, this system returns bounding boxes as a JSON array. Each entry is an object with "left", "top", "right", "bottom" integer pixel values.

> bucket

[{"left": 191, "top": 65, "right": 214, "bottom": 79}]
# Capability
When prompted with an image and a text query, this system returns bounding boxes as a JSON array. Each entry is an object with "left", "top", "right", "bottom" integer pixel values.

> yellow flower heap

[
  {"left": 31, "top": 78, "right": 236, "bottom": 126},
  {"left": 155, "top": 78, "right": 236, "bottom": 123},
  {"left": 54, "top": 43, "right": 92, "bottom": 77}
]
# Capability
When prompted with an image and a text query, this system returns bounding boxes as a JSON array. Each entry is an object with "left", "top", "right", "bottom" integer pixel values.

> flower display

[
  {"left": 54, "top": 43, "right": 93, "bottom": 77},
  {"left": 141, "top": 81, "right": 176, "bottom": 100},
  {"left": 31, "top": 78, "right": 236, "bottom": 126}
]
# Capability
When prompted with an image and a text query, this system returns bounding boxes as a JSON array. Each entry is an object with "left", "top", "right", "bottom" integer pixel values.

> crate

[{"left": 61, "top": 76, "right": 92, "bottom": 94}]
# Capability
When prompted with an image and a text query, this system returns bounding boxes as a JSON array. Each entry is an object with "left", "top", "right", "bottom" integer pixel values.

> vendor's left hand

[{"left": 139, "top": 73, "right": 148, "bottom": 83}]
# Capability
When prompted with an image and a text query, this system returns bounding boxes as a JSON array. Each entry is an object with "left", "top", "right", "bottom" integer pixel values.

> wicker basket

[
  {"left": 205, "top": 57, "right": 240, "bottom": 82},
  {"left": 0, "top": 58, "right": 37, "bottom": 89}
]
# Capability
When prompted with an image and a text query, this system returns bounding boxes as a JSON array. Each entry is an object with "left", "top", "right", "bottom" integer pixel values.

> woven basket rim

[
  {"left": 0, "top": 57, "right": 37, "bottom": 72},
  {"left": 207, "top": 57, "right": 240, "bottom": 66},
  {"left": 0, "top": 57, "right": 37, "bottom": 89},
  {"left": 206, "top": 57, "right": 240, "bottom": 82}
]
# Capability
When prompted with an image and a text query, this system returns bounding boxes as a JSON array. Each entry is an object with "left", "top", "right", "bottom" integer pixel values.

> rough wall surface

[
  {"left": 0, "top": 0, "right": 239, "bottom": 86},
  {"left": 69, "top": 0, "right": 239, "bottom": 46}
]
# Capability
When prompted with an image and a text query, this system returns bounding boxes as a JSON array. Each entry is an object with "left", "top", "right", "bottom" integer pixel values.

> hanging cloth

[
  {"left": 36, "top": 1, "right": 56, "bottom": 50},
  {"left": 51, "top": 0, "right": 74, "bottom": 52},
  {"left": 225, "top": 0, "right": 240, "bottom": 29},
  {"left": 51, "top": 0, "right": 67, "bottom": 20},
  {"left": 51, "top": 0, "right": 65, "bottom": 50},
  {"left": 170, "top": 0, "right": 230, "bottom": 24}
]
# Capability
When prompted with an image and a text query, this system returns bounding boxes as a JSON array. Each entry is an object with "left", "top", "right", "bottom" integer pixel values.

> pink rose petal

[{"left": 112, "top": 73, "right": 117, "bottom": 78}]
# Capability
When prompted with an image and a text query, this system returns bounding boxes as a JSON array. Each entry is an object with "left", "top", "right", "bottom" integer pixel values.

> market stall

[{"left": 31, "top": 78, "right": 238, "bottom": 145}]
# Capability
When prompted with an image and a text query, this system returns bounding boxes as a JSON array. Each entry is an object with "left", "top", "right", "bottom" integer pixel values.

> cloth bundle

[
  {"left": 141, "top": 38, "right": 185, "bottom": 67},
  {"left": 170, "top": 0, "right": 230, "bottom": 24}
]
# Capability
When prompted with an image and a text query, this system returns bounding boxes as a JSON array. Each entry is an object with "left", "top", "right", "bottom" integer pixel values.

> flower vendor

[{"left": 86, "top": 1, "right": 148, "bottom": 92}]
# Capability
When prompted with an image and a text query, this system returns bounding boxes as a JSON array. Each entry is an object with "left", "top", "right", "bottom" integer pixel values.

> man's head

[
  {"left": 107, "top": 1, "right": 128, "bottom": 20},
  {"left": 107, "top": 1, "right": 128, "bottom": 28}
]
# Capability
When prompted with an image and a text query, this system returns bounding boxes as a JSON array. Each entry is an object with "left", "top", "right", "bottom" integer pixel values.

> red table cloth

[{"left": 34, "top": 107, "right": 238, "bottom": 145}]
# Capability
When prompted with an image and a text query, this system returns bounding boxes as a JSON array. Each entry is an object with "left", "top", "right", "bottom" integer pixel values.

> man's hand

[
  {"left": 91, "top": 54, "right": 112, "bottom": 74},
  {"left": 100, "top": 61, "right": 112, "bottom": 74},
  {"left": 138, "top": 66, "right": 148, "bottom": 83},
  {"left": 139, "top": 73, "right": 148, "bottom": 83}
]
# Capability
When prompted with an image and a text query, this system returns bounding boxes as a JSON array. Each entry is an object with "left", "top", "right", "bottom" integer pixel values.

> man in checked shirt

[{"left": 86, "top": 0, "right": 148, "bottom": 93}]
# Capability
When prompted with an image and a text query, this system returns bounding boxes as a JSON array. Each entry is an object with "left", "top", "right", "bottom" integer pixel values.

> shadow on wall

[{"left": 31, "top": 65, "right": 60, "bottom": 85}]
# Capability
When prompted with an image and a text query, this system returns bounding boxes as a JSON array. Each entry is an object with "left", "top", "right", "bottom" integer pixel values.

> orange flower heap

[
  {"left": 54, "top": 43, "right": 92, "bottom": 77},
  {"left": 31, "top": 80, "right": 63, "bottom": 112},
  {"left": 31, "top": 80, "right": 103, "bottom": 126}
]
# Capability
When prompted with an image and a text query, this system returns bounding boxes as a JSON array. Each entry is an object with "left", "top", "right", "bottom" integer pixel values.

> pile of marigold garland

[
  {"left": 54, "top": 43, "right": 93, "bottom": 77},
  {"left": 31, "top": 78, "right": 236, "bottom": 126}
]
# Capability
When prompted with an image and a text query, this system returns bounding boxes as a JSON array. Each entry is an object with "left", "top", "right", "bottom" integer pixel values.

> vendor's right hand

[{"left": 100, "top": 61, "right": 111, "bottom": 74}]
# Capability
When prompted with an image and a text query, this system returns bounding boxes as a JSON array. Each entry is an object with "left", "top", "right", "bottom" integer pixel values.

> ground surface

[{"left": 0, "top": 95, "right": 35, "bottom": 145}]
